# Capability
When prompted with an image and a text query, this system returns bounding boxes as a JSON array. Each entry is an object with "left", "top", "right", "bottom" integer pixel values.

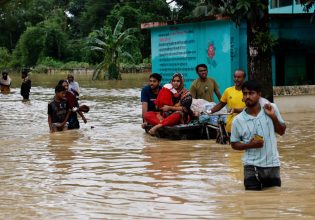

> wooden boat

[
  {"left": 143, "top": 114, "right": 230, "bottom": 144},
  {"left": 143, "top": 123, "right": 218, "bottom": 140}
]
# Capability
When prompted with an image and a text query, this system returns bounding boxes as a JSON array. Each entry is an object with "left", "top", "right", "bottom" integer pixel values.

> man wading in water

[
  {"left": 48, "top": 85, "right": 71, "bottom": 132},
  {"left": 230, "top": 80, "right": 286, "bottom": 190}
]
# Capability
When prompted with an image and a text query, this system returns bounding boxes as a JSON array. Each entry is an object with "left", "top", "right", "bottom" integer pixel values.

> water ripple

[{"left": 1, "top": 88, "right": 315, "bottom": 219}]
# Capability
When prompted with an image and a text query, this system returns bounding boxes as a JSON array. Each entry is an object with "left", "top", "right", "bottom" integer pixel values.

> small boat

[
  {"left": 143, "top": 114, "right": 230, "bottom": 144},
  {"left": 144, "top": 123, "right": 217, "bottom": 140}
]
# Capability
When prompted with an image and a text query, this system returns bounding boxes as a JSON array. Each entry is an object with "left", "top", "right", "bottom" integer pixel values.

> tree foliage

[
  {"left": 0, "top": 0, "right": 173, "bottom": 70},
  {"left": 190, "top": 0, "right": 274, "bottom": 101},
  {"left": 301, "top": 0, "right": 315, "bottom": 22},
  {"left": 88, "top": 17, "right": 138, "bottom": 80},
  {"left": 12, "top": 16, "right": 69, "bottom": 67},
  {"left": 170, "top": 0, "right": 200, "bottom": 20},
  {"left": 0, "top": 47, "right": 11, "bottom": 69}
]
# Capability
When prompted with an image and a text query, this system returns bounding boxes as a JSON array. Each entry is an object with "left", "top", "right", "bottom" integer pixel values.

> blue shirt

[
  {"left": 231, "top": 103, "right": 285, "bottom": 167},
  {"left": 140, "top": 85, "right": 161, "bottom": 112}
]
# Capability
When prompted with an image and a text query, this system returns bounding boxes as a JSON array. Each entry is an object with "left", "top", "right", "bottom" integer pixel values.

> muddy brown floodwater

[{"left": 1, "top": 86, "right": 315, "bottom": 219}]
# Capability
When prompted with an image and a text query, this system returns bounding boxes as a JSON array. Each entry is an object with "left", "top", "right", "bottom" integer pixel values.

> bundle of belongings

[{"left": 190, "top": 99, "right": 227, "bottom": 125}]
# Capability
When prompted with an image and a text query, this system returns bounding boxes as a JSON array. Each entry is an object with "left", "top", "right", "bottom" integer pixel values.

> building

[
  {"left": 269, "top": 0, "right": 315, "bottom": 86},
  {"left": 142, "top": 1, "right": 314, "bottom": 99}
]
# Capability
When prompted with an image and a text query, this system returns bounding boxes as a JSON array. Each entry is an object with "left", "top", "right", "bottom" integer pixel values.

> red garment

[
  {"left": 65, "top": 91, "right": 78, "bottom": 108},
  {"left": 144, "top": 111, "right": 181, "bottom": 127},
  {"left": 154, "top": 87, "right": 174, "bottom": 110}
]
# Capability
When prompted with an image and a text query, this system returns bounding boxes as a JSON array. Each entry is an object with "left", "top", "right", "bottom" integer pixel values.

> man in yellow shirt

[{"left": 209, "top": 69, "right": 246, "bottom": 134}]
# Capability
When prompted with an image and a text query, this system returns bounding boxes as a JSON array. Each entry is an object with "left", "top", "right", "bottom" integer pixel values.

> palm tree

[{"left": 88, "top": 17, "right": 138, "bottom": 80}]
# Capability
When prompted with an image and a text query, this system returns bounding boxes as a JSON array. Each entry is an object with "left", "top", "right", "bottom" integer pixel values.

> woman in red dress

[{"left": 144, "top": 73, "right": 192, "bottom": 136}]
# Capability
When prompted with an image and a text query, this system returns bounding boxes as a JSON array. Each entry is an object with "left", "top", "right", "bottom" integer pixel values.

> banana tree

[{"left": 88, "top": 17, "right": 138, "bottom": 80}]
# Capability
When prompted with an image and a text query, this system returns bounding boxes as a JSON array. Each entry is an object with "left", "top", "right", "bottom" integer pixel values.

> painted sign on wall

[{"left": 151, "top": 19, "right": 240, "bottom": 96}]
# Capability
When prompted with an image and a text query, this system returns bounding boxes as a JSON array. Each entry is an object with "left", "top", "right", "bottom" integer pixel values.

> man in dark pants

[
  {"left": 230, "top": 80, "right": 286, "bottom": 190},
  {"left": 21, "top": 69, "right": 32, "bottom": 101}
]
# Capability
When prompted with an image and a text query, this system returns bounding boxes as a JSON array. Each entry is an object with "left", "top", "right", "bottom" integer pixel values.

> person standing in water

[
  {"left": 21, "top": 69, "right": 32, "bottom": 101},
  {"left": 230, "top": 80, "right": 286, "bottom": 191},
  {"left": 0, "top": 71, "right": 12, "bottom": 94},
  {"left": 58, "top": 79, "right": 87, "bottom": 129},
  {"left": 67, "top": 73, "right": 80, "bottom": 99},
  {"left": 209, "top": 69, "right": 246, "bottom": 135},
  {"left": 48, "top": 85, "right": 70, "bottom": 132}
]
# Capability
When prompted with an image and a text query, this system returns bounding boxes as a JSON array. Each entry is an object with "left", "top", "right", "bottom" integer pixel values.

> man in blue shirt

[
  {"left": 231, "top": 80, "right": 286, "bottom": 190},
  {"left": 141, "top": 73, "right": 162, "bottom": 122}
]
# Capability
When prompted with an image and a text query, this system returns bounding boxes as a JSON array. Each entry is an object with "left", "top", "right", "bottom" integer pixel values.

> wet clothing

[
  {"left": 0, "top": 76, "right": 11, "bottom": 93},
  {"left": 68, "top": 111, "right": 80, "bottom": 129},
  {"left": 220, "top": 86, "right": 245, "bottom": 132},
  {"left": 65, "top": 91, "right": 80, "bottom": 129},
  {"left": 48, "top": 99, "right": 69, "bottom": 124},
  {"left": 141, "top": 85, "right": 162, "bottom": 112},
  {"left": 231, "top": 103, "right": 284, "bottom": 167},
  {"left": 21, "top": 77, "right": 31, "bottom": 100},
  {"left": 231, "top": 103, "right": 285, "bottom": 190},
  {"left": 68, "top": 81, "right": 80, "bottom": 96},
  {"left": 244, "top": 165, "right": 281, "bottom": 190},
  {"left": 190, "top": 78, "right": 219, "bottom": 102}
]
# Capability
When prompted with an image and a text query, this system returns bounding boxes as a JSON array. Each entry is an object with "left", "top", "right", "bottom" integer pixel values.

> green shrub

[
  {"left": 12, "top": 26, "right": 45, "bottom": 67},
  {"left": 0, "top": 47, "right": 11, "bottom": 68},
  {"left": 37, "top": 57, "right": 63, "bottom": 68}
]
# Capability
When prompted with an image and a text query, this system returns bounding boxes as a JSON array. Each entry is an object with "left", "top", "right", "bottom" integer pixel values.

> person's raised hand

[{"left": 264, "top": 103, "right": 275, "bottom": 118}]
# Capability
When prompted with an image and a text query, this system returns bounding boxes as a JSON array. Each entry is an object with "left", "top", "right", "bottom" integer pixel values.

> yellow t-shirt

[{"left": 220, "top": 86, "right": 245, "bottom": 132}]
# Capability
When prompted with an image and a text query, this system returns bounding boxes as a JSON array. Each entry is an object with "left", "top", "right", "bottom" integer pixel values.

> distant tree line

[
  {"left": 1, "top": 0, "right": 312, "bottom": 83},
  {"left": 0, "top": 0, "right": 180, "bottom": 72}
]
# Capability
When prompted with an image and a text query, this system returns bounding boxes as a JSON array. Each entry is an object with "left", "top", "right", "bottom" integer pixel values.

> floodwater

[{"left": 1, "top": 85, "right": 315, "bottom": 219}]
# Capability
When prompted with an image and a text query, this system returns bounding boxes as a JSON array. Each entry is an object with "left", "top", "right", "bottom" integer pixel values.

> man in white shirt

[
  {"left": 230, "top": 80, "right": 286, "bottom": 190},
  {"left": 67, "top": 74, "right": 80, "bottom": 98},
  {"left": 0, "top": 71, "right": 12, "bottom": 94}
]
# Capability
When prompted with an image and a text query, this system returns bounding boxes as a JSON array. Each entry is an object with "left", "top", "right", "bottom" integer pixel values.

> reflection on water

[
  {"left": 48, "top": 132, "right": 79, "bottom": 171},
  {"left": 1, "top": 86, "right": 315, "bottom": 219}
]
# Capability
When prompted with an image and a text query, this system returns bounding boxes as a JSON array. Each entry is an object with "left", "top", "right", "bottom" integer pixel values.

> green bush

[
  {"left": 37, "top": 57, "right": 63, "bottom": 68},
  {"left": 11, "top": 21, "right": 69, "bottom": 67},
  {"left": 0, "top": 47, "right": 11, "bottom": 69},
  {"left": 12, "top": 26, "right": 45, "bottom": 67}
]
